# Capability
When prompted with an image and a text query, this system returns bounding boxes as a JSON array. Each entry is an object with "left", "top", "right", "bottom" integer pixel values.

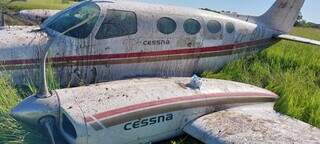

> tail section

[{"left": 258, "top": 0, "right": 305, "bottom": 33}]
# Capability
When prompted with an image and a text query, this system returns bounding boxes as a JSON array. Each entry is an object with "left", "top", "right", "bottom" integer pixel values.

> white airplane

[
  {"left": 1, "top": 0, "right": 319, "bottom": 87},
  {"left": 7, "top": 0, "right": 320, "bottom": 144}
]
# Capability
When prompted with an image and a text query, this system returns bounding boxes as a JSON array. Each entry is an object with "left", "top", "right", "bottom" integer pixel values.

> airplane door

[{"left": 93, "top": 9, "right": 138, "bottom": 81}]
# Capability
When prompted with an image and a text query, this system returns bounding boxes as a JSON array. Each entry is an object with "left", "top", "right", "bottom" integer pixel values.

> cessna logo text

[
  {"left": 142, "top": 40, "right": 170, "bottom": 46},
  {"left": 124, "top": 114, "right": 173, "bottom": 131}
]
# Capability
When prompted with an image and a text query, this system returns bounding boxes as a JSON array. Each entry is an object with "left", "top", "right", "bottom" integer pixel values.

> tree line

[{"left": 295, "top": 12, "right": 320, "bottom": 28}]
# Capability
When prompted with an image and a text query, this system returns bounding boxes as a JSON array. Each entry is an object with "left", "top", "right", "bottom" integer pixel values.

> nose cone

[
  {"left": 10, "top": 96, "right": 39, "bottom": 125},
  {"left": 10, "top": 95, "right": 59, "bottom": 127}
]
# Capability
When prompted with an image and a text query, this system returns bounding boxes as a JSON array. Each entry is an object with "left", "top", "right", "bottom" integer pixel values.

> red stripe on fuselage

[
  {"left": 0, "top": 39, "right": 273, "bottom": 66},
  {"left": 85, "top": 92, "right": 277, "bottom": 123}
]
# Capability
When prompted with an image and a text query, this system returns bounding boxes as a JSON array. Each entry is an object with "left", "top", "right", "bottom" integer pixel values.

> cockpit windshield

[{"left": 46, "top": 1, "right": 100, "bottom": 39}]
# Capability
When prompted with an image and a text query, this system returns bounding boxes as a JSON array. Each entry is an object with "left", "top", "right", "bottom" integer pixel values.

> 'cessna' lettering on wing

[{"left": 124, "top": 114, "right": 174, "bottom": 131}]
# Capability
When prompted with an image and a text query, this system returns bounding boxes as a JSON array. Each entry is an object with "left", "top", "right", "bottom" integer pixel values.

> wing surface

[
  {"left": 183, "top": 103, "right": 320, "bottom": 144},
  {"left": 276, "top": 34, "right": 320, "bottom": 46}
]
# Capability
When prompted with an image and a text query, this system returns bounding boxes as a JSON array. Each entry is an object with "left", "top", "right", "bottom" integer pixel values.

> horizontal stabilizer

[
  {"left": 276, "top": 34, "right": 320, "bottom": 46},
  {"left": 183, "top": 103, "right": 320, "bottom": 144}
]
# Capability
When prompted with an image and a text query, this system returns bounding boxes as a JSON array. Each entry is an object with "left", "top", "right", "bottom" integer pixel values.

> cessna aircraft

[
  {"left": 1, "top": 0, "right": 319, "bottom": 87},
  {"left": 5, "top": 0, "right": 320, "bottom": 144}
]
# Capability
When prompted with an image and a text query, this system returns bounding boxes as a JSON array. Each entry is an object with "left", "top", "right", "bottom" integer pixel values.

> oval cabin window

[
  {"left": 157, "top": 17, "right": 177, "bottom": 34},
  {"left": 226, "top": 22, "right": 235, "bottom": 33},
  {"left": 184, "top": 19, "right": 201, "bottom": 35},
  {"left": 207, "top": 20, "right": 221, "bottom": 33}
]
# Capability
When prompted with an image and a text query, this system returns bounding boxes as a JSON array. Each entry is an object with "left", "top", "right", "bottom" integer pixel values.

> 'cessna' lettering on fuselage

[
  {"left": 142, "top": 40, "right": 170, "bottom": 46},
  {"left": 124, "top": 114, "right": 174, "bottom": 131}
]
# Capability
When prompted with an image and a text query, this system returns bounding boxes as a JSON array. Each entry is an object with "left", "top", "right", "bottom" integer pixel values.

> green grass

[
  {"left": 1, "top": 0, "right": 73, "bottom": 25},
  {"left": 0, "top": 65, "right": 59, "bottom": 143},
  {"left": 0, "top": 73, "right": 47, "bottom": 144},
  {"left": 7, "top": 0, "right": 73, "bottom": 11}
]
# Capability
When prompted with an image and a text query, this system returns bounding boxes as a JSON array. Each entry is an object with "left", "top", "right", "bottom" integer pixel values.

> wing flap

[
  {"left": 276, "top": 34, "right": 320, "bottom": 46},
  {"left": 183, "top": 103, "right": 320, "bottom": 144}
]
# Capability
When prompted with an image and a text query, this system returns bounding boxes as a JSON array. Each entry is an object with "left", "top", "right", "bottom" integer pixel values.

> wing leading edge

[
  {"left": 183, "top": 103, "right": 320, "bottom": 144},
  {"left": 276, "top": 34, "right": 320, "bottom": 46}
]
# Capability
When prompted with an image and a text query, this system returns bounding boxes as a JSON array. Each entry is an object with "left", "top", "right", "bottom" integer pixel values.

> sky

[{"left": 137, "top": 0, "right": 320, "bottom": 24}]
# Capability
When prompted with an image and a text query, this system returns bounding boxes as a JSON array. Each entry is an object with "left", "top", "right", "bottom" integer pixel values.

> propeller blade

[
  {"left": 40, "top": 117, "right": 56, "bottom": 144},
  {"left": 44, "top": 121, "right": 56, "bottom": 144}
]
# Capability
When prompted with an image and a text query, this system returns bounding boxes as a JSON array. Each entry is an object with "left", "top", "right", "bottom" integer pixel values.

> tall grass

[
  {"left": 0, "top": 73, "right": 46, "bottom": 143},
  {"left": 0, "top": 75, "right": 19, "bottom": 115},
  {"left": 7, "top": 0, "right": 73, "bottom": 11},
  {"left": 0, "top": 64, "right": 59, "bottom": 143}
]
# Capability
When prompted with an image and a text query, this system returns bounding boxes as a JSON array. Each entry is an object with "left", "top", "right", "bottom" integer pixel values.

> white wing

[
  {"left": 277, "top": 34, "right": 320, "bottom": 46},
  {"left": 183, "top": 103, "right": 320, "bottom": 144}
]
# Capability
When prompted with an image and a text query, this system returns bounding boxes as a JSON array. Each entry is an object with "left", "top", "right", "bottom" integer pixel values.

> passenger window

[
  {"left": 96, "top": 10, "right": 137, "bottom": 39},
  {"left": 184, "top": 19, "right": 201, "bottom": 35},
  {"left": 157, "top": 17, "right": 177, "bottom": 34},
  {"left": 226, "top": 22, "right": 235, "bottom": 33},
  {"left": 207, "top": 20, "right": 221, "bottom": 33}
]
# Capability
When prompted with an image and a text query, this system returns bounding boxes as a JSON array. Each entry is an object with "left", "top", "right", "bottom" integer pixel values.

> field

[{"left": 5, "top": 0, "right": 72, "bottom": 11}]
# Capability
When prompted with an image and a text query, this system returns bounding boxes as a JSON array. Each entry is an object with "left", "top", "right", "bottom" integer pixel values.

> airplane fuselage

[{"left": 0, "top": 0, "right": 278, "bottom": 86}]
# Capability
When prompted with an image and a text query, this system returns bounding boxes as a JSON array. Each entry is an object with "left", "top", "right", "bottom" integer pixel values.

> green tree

[{"left": 294, "top": 12, "right": 303, "bottom": 26}]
